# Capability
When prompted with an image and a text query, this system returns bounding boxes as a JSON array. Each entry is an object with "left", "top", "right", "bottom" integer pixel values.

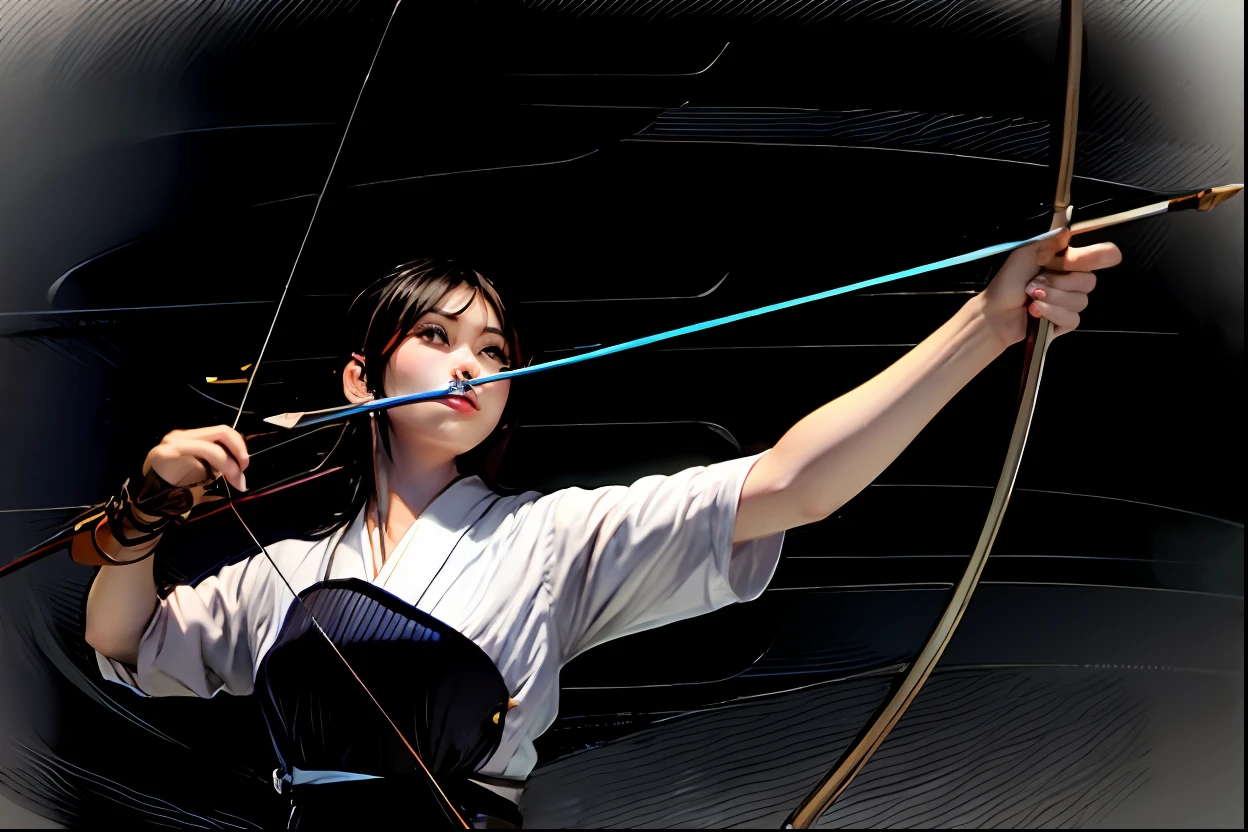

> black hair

[{"left": 306, "top": 258, "right": 523, "bottom": 539}]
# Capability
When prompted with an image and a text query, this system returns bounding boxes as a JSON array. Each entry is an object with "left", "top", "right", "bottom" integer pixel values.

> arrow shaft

[{"left": 279, "top": 189, "right": 1215, "bottom": 431}]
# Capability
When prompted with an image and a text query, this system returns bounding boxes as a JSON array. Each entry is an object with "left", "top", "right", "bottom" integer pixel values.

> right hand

[{"left": 143, "top": 425, "right": 250, "bottom": 499}]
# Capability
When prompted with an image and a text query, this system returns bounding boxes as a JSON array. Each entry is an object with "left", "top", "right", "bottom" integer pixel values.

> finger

[
  {"left": 1033, "top": 228, "right": 1072, "bottom": 266},
  {"left": 1028, "top": 299, "right": 1081, "bottom": 333},
  {"left": 1025, "top": 284, "right": 1088, "bottom": 314},
  {"left": 1003, "top": 230, "right": 1066, "bottom": 275},
  {"left": 192, "top": 425, "right": 250, "bottom": 471},
  {"left": 1034, "top": 270, "right": 1096, "bottom": 294},
  {"left": 166, "top": 438, "right": 245, "bottom": 491},
  {"left": 1045, "top": 241, "right": 1122, "bottom": 272},
  {"left": 175, "top": 439, "right": 243, "bottom": 487},
  {"left": 181, "top": 425, "right": 250, "bottom": 474}
]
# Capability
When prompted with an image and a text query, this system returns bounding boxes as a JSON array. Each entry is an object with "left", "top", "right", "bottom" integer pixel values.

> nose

[{"left": 451, "top": 350, "right": 483, "bottom": 384}]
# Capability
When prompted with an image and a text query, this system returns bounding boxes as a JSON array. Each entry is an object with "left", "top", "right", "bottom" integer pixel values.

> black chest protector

[{"left": 254, "top": 579, "right": 518, "bottom": 827}]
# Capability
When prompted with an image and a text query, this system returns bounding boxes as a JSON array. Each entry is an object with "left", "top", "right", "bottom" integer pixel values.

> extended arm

[{"left": 734, "top": 230, "right": 1120, "bottom": 543}]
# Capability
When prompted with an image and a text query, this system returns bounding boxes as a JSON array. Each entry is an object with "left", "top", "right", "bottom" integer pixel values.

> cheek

[
  {"left": 481, "top": 381, "right": 511, "bottom": 419},
  {"left": 386, "top": 342, "right": 441, "bottom": 392}
]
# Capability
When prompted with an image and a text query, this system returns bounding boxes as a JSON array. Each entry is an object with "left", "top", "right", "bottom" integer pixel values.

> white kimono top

[{"left": 96, "top": 452, "right": 785, "bottom": 785}]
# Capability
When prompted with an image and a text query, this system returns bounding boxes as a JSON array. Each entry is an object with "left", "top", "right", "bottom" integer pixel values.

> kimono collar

[{"left": 327, "top": 475, "right": 499, "bottom": 583}]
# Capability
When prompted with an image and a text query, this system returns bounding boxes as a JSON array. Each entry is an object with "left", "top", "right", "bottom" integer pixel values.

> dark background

[{"left": 0, "top": 0, "right": 1241, "bottom": 827}]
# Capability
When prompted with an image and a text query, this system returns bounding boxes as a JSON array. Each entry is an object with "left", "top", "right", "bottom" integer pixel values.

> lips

[{"left": 439, "top": 393, "right": 478, "bottom": 413}]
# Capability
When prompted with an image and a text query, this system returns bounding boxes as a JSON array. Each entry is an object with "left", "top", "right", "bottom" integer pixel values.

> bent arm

[
  {"left": 88, "top": 534, "right": 302, "bottom": 699},
  {"left": 84, "top": 514, "right": 163, "bottom": 666},
  {"left": 735, "top": 294, "right": 1004, "bottom": 542},
  {"left": 86, "top": 423, "right": 251, "bottom": 671}
]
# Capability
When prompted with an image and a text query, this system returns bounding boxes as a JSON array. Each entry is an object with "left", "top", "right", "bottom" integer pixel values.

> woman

[{"left": 84, "top": 231, "right": 1120, "bottom": 827}]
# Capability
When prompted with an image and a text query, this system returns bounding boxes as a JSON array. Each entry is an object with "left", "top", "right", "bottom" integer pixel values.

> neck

[{"left": 369, "top": 434, "right": 461, "bottom": 560}]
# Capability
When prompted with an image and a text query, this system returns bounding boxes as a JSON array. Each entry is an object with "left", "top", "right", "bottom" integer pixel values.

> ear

[{"left": 343, "top": 355, "right": 373, "bottom": 404}]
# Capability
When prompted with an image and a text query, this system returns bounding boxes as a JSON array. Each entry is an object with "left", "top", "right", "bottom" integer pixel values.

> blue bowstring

[{"left": 293, "top": 227, "right": 1062, "bottom": 428}]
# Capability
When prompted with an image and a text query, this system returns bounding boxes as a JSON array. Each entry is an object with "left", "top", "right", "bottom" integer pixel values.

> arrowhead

[
  {"left": 263, "top": 412, "right": 303, "bottom": 429},
  {"left": 1198, "top": 184, "right": 1243, "bottom": 211}
]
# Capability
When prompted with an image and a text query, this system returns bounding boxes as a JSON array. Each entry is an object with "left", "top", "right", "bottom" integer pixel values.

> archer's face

[{"left": 377, "top": 285, "right": 513, "bottom": 461}]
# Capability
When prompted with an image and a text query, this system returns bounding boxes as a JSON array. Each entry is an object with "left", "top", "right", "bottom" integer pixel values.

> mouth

[{"left": 439, "top": 391, "right": 479, "bottom": 412}]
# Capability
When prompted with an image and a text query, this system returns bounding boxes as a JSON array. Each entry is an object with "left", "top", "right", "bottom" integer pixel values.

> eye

[
  {"left": 481, "top": 346, "right": 511, "bottom": 368},
  {"left": 416, "top": 324, "right": 448, "bottom": 344}
]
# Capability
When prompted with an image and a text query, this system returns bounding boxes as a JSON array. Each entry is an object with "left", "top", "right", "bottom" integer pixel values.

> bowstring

[{"left": 222, "top": 2, "right": 468, "bottom": 825}]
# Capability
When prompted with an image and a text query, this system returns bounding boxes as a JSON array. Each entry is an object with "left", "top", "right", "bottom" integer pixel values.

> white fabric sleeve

[
  {"left": 94, "top": 543, "right": 306, "bottom": 698},
  {"left": 535, "top": 451, "right": 785, "bottom": 661}
]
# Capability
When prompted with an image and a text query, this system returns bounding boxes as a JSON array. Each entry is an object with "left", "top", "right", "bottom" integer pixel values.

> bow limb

[
  {"left": 782, "top": 2, "right": 1084, "bottom": 827},
  {"left": 221, "top": 2, "right": 469, "bottom": 827}
]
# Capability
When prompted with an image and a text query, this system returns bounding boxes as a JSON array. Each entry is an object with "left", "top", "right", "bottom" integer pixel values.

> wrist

[
  {"left": 130, "top": 505, "right": 166, "bottom": 526},
  {"left": 961, "top": 292, "right": 1020, "bottom": 355}
]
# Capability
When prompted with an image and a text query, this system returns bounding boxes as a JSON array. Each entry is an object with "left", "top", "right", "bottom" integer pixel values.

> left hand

[{"left": 979, "top": 228, "right": 1123, "bottom": 347}]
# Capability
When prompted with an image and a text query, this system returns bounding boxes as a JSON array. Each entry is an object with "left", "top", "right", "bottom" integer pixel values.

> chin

[{"left": 392, "top": 416, "right": 497, "bottom": 455}]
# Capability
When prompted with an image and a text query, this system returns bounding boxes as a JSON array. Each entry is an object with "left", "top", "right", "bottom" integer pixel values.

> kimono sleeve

[
  {"left": 536, "top": 451, "right": 785, "bottom": 660},
  {"left": 94, "top": 542, "right": 306, "bottom": 698}
]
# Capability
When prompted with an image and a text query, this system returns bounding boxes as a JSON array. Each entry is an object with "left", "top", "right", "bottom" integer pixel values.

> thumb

[
  {"left": 1034, "top": 227, "right": 1072, "bottom": 265},
  {"left": 999, "top": 228, "right": 1069, "bottom": 284}
]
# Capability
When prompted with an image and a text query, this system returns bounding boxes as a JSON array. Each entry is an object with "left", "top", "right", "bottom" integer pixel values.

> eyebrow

[{"left": 427, "top": 308, "right": 505, "bottom": 338}]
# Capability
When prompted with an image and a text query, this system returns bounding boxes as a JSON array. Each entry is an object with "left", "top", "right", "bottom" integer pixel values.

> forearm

[
  {"left": 82, "top": 423, "right": 253, "bottom": 668},
  {"left": 84, "top": 521, "right": 161, "bottom": 666},
  {"left": 738, "top": 295, "right": 1006, "bottom": 539}
]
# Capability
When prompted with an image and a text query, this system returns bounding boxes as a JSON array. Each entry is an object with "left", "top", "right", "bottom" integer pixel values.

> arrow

[{"left": 262, "top": 184, "right": 1241, "bottom": 433}]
